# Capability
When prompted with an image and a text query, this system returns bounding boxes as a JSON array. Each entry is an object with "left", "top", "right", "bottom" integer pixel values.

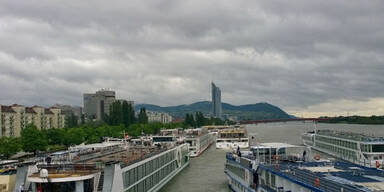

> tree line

[
  {"left": 183, "top": 112, "right": 235, "bottom": 128},
  {"left": 320, "top": 115, "right": 384, "bottom": 125},
  {"left": 0, "top": 120, "right": 182, "bottom": 159},
  {"left": 0, "top": 100, "right": 234, "bottom": 159},
  {"left": 0, "top": 101, "right": 153, "bottom": 159}
]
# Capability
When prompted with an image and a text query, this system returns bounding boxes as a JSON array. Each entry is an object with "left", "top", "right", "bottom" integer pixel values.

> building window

[
  {"left": 49, "top": 117, "right": 53, "bottom": 129},
  {"left": 9, "top": 116, "right": 14, "bottom": 136}
]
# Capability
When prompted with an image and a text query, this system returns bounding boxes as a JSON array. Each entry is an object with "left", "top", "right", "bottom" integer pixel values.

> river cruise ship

[
  {"left": 225, "top": 142, "right": 384, "bottom": 192},
  {"left": 184, "top": 128, "right": 215, "bottom": 157},
  {"left": 14, "top": 141, "right": 190, "bottom": 192},
  {"left": 160, "top": 128, "right": 185, "bottom": 144},
  {"left": 302, "top": 129, "right": 384, "bottom": 168},
  {"left": 216, "top": 127, "right": 249, "bottom": 150}
]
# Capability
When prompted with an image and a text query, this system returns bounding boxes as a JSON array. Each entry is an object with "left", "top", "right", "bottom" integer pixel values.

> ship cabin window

[
  {"left": 186, "top": 140, "right": 193, "bottom": 146},
  {"left": 251, "top": 148, "right": 278, "bottom": 156},
  {"left": 372, "top": 145, "right": 384, "bottom": 153},
  {"left": 153, "top": 137, "right": 175, "bottom": 142}
]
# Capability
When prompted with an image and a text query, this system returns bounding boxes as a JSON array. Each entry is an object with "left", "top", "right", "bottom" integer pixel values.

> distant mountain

[{"left": 135, "top": 101, "right": 291, "bottom": 120}]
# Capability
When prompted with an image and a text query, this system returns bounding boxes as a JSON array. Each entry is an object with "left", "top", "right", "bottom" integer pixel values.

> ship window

[
  {"left": 129, "top": 170, "right": 134, "bottom": 186},
  {"left": 271, "top": 174, "right": 276, "bottom": 188},
  {"left": 278, "top": 148, "right": 286, "bottom": 155},
  {"left": 138, "top": 181, "right": 144, "bottom": 192},
  {"left": 372, "top": 145, "right": 384, "bottom": 152},
  {"left": 271, "top": 148, "right": 277, "bottom": 155},
  {"left": 138, "top": 166, "right": 142, "bottom": 180}
]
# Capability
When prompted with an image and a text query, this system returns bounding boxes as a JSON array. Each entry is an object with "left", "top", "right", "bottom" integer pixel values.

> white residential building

[
  {"left": 0, "top": 104, "right": 66, "bottom": 137},
  {"left": 146, "top": 111, "right": 173, "bottom": 123}
]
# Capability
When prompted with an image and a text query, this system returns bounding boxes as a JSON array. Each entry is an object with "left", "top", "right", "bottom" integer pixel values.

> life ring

[
  {"left": 314, "top": 178, "right": 320, "bottom": 187},
  {"left": 73, "top": 156, "right": 79, "bottom": 160},
  {"left": 275, "top": 163, "right": 279, "bottom": 170},
  {"left": 376, "top": 161, "right": 381, "bottom": 168},
  {"left": 314, "top": 154, "right": 321, "bottom": 160}
]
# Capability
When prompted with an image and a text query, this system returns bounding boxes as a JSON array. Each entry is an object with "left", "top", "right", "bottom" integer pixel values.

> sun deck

[
  {"left": 29, "top": 164, "right": 101, "bottom": 179},
  {"left": 81, "top": 146, "right": 168, "bottom": 168},
  {"left": 259, "top": 161, "right": 384, "bottom": 192}
]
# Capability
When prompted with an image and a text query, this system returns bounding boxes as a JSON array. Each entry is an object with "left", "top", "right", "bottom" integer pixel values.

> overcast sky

[{"left": 0, "top": 0, "right": 384, "bottom": 117}]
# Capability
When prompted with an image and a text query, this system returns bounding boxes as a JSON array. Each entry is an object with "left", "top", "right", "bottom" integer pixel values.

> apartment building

[
  {"left": 0, "top": 104, "right": 66, "bottom": 137},
  {"left": 147, "top": 111, "right": 173, "bottom": 123}
]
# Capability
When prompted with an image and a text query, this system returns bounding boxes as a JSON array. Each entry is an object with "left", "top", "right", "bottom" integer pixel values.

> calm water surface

[{"left": 161, "top": 122, "right": 384, "bottom": 192}]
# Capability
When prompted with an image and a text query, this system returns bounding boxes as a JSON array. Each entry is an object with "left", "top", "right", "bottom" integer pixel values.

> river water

[{"left": 160, "top": 122, "right": 384, "bottom": 192}]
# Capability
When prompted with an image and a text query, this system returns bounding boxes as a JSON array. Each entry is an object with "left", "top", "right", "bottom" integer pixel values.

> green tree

[
  {"left": 80, "top": 114, "right": 85, "bottom": 125},
  {"left": 44, "top": 128, "right": 65, "bottom": 145},
  {"left": 122, "top": 101, "right": 131, "bottom": 128},
  {"left": 184, "top": 113, "right": 196, "bottom": 128},
  {"left": 128, "top": 103, "right": 136, "bottom": 125},
  {"left": 138, "top": 108, "right": 148, "bottom": 124},
  {"left": 109, "top": 101, "right": 122, "bottom": 125},
  {"left": 63, "top": 128, "right": 86, "bottom": 146},
  {"left": 0, "top": 137, "right": 21, "bottom": 159},
  {"left": 21, "top": 124, "right": 48, "bottom": 154},
  {"left": 195, "top": 112, "right": 205, "bottom": 127}
]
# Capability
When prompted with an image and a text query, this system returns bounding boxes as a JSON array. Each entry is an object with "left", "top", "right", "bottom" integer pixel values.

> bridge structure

[{"left": 240, "top": 118, "right": 330, "bottom": 124}]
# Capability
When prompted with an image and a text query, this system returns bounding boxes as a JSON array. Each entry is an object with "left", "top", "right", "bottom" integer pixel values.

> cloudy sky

[{"left": 0, "top": 0, "right": 383, "bottom": 117}]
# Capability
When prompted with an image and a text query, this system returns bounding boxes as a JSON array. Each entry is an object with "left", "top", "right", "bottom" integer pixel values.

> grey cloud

[{"left": 0, "top": 0, "right": 384, "bottom": 115}]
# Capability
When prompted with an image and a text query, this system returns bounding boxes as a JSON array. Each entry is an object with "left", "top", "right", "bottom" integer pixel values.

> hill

[{"left": 135, "top": 101, "right": 291, "bottom": 120}]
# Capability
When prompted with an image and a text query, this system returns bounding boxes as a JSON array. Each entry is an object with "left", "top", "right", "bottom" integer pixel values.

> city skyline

[{"left": 0, "top": 1, "right": 384, "bottom": 117}]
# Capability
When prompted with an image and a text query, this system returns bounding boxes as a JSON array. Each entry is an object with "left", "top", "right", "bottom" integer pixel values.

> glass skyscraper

[{"left": 211, "top": 82, "right": 222, "bottom": 119}]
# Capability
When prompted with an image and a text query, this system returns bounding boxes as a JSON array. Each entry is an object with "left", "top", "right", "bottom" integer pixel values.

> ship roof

[
  {"left": 317, "top": 129, "right": 384, "bottom": 143},
  {"left": 259, "top": 161, "right": 384, "bottom": 192},
  {"left": 250, "top": 142, "right": 301, "bottom": 149},
  {"left": 69, "top": 141, "right": 123, "bottom": 151},
  {"left": 219, "top": 128, "right": 246, "bottom": 134}
]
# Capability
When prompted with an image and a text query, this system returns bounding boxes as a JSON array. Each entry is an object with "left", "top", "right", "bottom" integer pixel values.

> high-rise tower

[
  {"left": 211, "top": 82, "right": 222, "bottom": 119},
  {"left": 83, "top": 89, "right": 116, "bottom": 120}
]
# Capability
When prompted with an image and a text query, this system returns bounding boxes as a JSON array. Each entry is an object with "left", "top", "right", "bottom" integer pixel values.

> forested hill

[{"left": 135, "top": 101, "right": 291, "bottom": 120}]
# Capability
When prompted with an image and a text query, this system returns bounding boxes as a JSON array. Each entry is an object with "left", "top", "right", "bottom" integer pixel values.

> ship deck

[
  {"left": 259, "top": 161, "right": 384, "bottom": 192},
  {"left": 317, "top": 130, "right": 384, "bottom": 143},
  {"left": 29, "top": 146, "right": 169, "bottom": 180}
]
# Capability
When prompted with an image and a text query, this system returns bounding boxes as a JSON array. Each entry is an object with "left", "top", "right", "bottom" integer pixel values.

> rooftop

[
  {"left": 1, "top": 105, "right": 16, "bottom": 113},
  {"left": 44, "top": 109, "right": 54, "bottom": 114},
  {"left": 25, "top": 107, "right": 37, "bottom": 114}
]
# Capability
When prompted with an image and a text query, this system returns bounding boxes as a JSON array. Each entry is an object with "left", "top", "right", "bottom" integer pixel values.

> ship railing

[
  {"left": 263, "top": 163, "right": 363, "bottom": 192},
  {"left": 120, "top": 147, "right": 169, "bottom": 168},
  {"left": 36, "top": 163, "right": 101, "bottom": 175},
  {"left": 253, "top": 155, "right": 305, "bottom": 165}
]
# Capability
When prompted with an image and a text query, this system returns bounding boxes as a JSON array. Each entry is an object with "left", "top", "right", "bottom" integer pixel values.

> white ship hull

[
  {"left": 302, "top": 131, "right": 384, "bottom": 169},
  {"left": 189, "top": 141, "right": 214, "bottom": 157},
  {"left": 186, "top": 132, "right": 216, "bottom": 157},
  {"left": 216, "top": 141, "right": 249, "bottom": 150}
]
